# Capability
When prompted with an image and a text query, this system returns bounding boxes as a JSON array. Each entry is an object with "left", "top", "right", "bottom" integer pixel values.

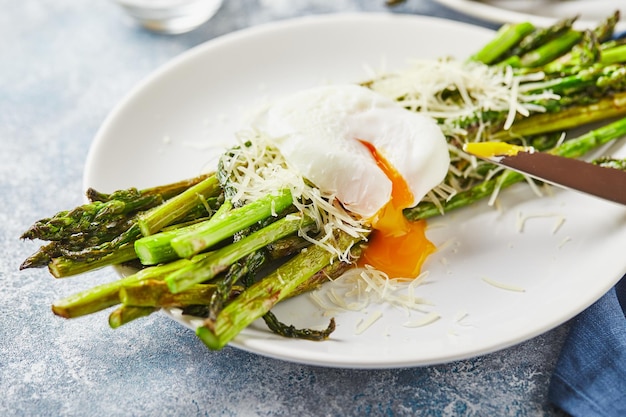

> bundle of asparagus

[{"left": 20, "top": 12, "right": 626, "bottom": 351}]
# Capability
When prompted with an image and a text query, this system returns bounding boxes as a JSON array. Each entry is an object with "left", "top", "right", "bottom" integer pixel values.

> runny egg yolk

[{"left": 357, "top": 141, "right": 435, "bottom": 278}]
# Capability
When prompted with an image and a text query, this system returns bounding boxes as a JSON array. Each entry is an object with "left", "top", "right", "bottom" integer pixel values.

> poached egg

[{"left": 255, "top": 85, "right": 450, "bottom": 278}]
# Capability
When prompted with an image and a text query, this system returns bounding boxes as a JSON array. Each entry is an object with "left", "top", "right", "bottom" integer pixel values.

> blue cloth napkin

[{"left": 549, "top": 275, "right": 626, "bottom": 417}]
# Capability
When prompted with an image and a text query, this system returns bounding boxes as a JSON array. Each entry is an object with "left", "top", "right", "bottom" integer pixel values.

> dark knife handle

[{"left": 501, "top": 152, "right": 626, "bottom": 206}]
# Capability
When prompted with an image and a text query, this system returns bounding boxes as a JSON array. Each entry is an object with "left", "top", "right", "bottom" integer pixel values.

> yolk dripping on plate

[{"left": 357, "top": 141, "right": 435, "bottom": 278}]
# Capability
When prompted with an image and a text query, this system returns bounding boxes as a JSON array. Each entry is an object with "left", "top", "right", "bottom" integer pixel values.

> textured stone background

[{"left": 1, "top": 1, "right": 569, "bottom": 415}]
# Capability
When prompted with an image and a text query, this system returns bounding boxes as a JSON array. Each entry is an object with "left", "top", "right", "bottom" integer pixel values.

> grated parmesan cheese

[
  {"left": 310, "top": 266, "right": 434, "bottom": 316},
  {"left": 558, "top": 236, "right": 572, "bottom": 249},
  {"left": 552, "top": 216, "right": 566, "bottom": 234},
  {"left": 455, "top": 311, "right": 469, "bottom": 324},
  {"left": 481, "top": 277, "right": 526, "bottom": 292},
  {"left": 218, "top": 131, "right": 369, "bottom": 262},
  {"left": 355, "top": 310, "right": 383, "bottom": 334},
  {"left": 366, "top": 59, "right": 556, "bottom": 139},
  {"left": 515, "top": 211, "right": 566, "bottom": 234},
  {"left": 403, "top": 312, "right": 441, "bottom": 328}
]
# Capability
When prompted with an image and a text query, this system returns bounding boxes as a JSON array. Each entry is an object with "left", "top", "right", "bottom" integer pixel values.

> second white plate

[{"left": 435, "top": 0, "right": 625, "bottom": 32}]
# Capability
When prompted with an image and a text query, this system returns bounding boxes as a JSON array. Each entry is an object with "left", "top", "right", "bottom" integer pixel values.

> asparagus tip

[{"left": 19, "top": 260, "right": 35, "bottom": 270}]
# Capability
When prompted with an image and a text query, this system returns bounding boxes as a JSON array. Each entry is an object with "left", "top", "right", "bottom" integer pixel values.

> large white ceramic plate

[
  {"left": 435, "top": 0, "right": 625, "bottom": 31},
  {"left": 84, "top": 13, "right": 626, "bottom": 368}
]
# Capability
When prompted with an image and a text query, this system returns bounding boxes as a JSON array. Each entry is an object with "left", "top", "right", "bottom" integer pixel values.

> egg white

[{"left": 254, "top": 85, "right": 450, "bottom": 219}]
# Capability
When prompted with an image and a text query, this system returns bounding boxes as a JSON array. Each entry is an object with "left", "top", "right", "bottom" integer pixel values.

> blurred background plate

[{"left": 434, "top": 0, "right": 626, "bottom": 32}]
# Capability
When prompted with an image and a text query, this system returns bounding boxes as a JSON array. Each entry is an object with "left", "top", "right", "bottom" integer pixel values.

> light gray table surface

[{"left": 0, "top": 1, "right": 572, "bottom": 416}]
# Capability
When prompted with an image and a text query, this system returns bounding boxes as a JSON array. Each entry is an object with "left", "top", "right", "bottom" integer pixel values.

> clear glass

[{"left": 114, "top": 0, "right": 224, "bottom": 34}]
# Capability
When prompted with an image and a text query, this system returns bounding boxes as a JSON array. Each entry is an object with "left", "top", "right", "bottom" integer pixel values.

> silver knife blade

[{"left": 463, "top": 143, "right": 626, "bottom": 205}]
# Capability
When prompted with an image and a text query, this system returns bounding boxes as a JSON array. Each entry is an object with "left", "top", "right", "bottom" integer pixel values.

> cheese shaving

[
  {"left": 552, "top": 216, "right": 566, "bottom": 234},
  {"left": 558, "top": 236, "right": 572, "bottom": 249},
  {"left": 516, "top": 211, "right": 566, "bottom": 234},
  {"left": 403, "top": 312, "right": 441, "bottom": 328},
  {"left": 454, "top": 311, "right": 469, "bottom": 324},
  {"left": 218, "top": 130, "right": 369, "bottom": 261},
  {"left": 355, "top": 311, "right": 383, "bottom": 334},
  {"left": 366, "top": 59, "right": 555, "bottom": 139},
  {"left": 309, "top": 266, "right": 433, "bottom": 315},
  {"left": 481, "top": 277, "right": 526, "bottom": 292}
]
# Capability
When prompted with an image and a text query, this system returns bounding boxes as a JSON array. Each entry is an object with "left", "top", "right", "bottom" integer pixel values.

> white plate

[
  {"left": 435, "top": 0, "right": 626, "bottom": 32},
  {"left": 84, "top": 13, "right": 626, "bottom": 368}
]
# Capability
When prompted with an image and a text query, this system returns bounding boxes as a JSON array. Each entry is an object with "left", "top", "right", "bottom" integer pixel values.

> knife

[{"left": 463, "top": 142, "right": 626, "bottom": 205}]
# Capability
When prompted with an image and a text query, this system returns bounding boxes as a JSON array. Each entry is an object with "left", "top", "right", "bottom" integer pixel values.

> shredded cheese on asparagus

[
  {"left": 366, "top": 58, "right": 556, "bottom": 138},
  {"left": 366, "top": 58, "right": 556, "bottom": 210},
  {"left": 310, "top": 266, "right": 433, "bottom": 314},
  {"left": 219, "top": 130, "right": 369, "bottom": 261},
  {"left": 403, "top": 312, "right": 441, "bottom": 328},
  {"left": 481, "top": 277, "right": 526, "bottom": 292}
]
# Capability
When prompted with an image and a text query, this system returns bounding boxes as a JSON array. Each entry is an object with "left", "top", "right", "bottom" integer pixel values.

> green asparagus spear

[
  {"left": 22, "top": 174, "right": 220, "bottom": 273},
  {"left": 602, "top": 45, "right": 626, "bottom": 66},
  {"left": 509, "top": 16, "right": 578, "bottom": 59},
  {"left": 265, "top": 235, "right": 311, "bottom": 260},
  {"left": 19, "top": 242, "right": 61, "bottom": 269},
  {"left": 516, "top": 29, "right": 583, "bottom": 68},
  {"left": 51, "top": 253, "right": 211, "bottom": 318},
  {"left": 134, "top": 200, "right": 233, "bottom": 265},
  {"left": 170, "top": 189, "right": 294, "bottom": 259},
  {"left": 20, "top": 219, "right": 139, "bottom": 272},
  {"left": 86, "top": 173, "right": 213, "bottom": 202},
  {"left": 259, "top": 253, "right": 355, "bottom": 339},
  {"left": 42, "top": 221, "right": 145, "bottom": 277},
  {"left": 177, "top": 235, "right": 311, "bottom": 319},
  {"left": 594, "top": 10, "right": 620, "bottom": 43},
  {"left": 48, "top": 243, "right": 138, "bottom": 278},
  {"left": 196, "top": 231, "right": 362, "bottom": 350},
  {"left": 491, "top": 91, "right": 626, "bottom": 140},
  {"left": 119, "top": 280, "right": 243, "bottom": 308},
  {"left": 20, "top": 197, "right": 159, "bottom": 242},
  {"left": 165, "top": 214, "right": 315, "bottom": 294},
  {"left": 206, "top": 250, "right": 268, "bottom": 321},
  {"left": 514, "top": 11, "right": 620, "bottom": 73},
  {"left": 262, "top": 312, "right": 336, "bottom": 341},
  {"left": 51, "top": 274, "right": 136, "bottom": 319},
  {"left": 541, "top": 31, "right": 602, "bottom": 75},
  {"left": 576, "top": 30, "right": 602, "bottom": 68},
  {"left": 28, "top": 175, "right": 216, "bottom": 242},
  {"left": 523, "top": 64, "right": 626, "bottom": 97},
  {"left": 137, "top": 174, "right": 221, "bottom": 236},
  {"left": 471, "top": 22, "right": 535, "bottom": 65}
]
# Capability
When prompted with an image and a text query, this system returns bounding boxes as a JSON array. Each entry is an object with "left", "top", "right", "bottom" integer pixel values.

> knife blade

[{"left": 463, "top": 142, "right": 626, "bottom": 205}]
